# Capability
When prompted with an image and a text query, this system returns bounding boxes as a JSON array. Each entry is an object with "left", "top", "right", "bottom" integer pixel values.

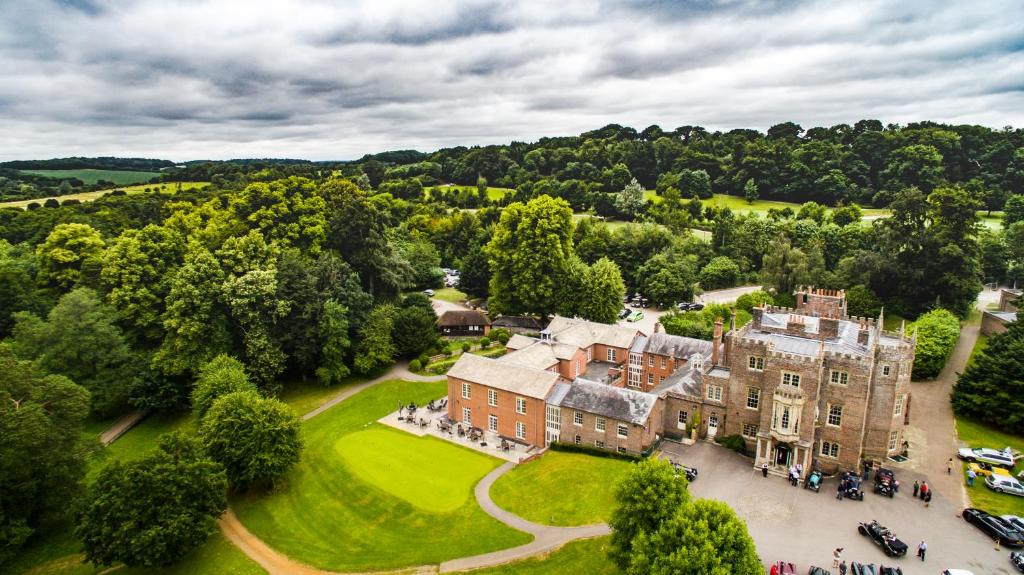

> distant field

[
  {"left": 0, "top": 181, "right": 209, "bottom": 210},
  {"left": 425, "top": 185, "right": 514, "bottom": 201},
  {"left": 20, "top": 169, "right": 162, "bottom": 185}
]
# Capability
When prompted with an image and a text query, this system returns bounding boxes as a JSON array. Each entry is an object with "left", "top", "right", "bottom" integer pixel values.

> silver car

[
  {"left": 958, "top": 447, "right": 1016, "bottom": 469},
  {"left": 985, "top": 474, "right": 1024, "bottom": 496}
]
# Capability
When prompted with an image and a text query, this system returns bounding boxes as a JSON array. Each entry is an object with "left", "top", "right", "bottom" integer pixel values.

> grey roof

[
  {"left": 744, "top": 316, "right": 872, "bottom": 358},
  {"left": 505, "top": 334, "right": 538, "bottom": 350},
  {"left": 653, "top": 364, "right": 701, "bottom": 398},
  {"left": 554, "top": 379, "right": 658, "bottom": 425},
  {"left": 643, "top": 332, "right": 713, "bottom": 359},
  {"left": 630, "top": 334, "right": 648, "bottom": 354},
  {"left": 492, "top": 316, "right": 544, "bottom": 330},
  {"left": 437, "top": 309, "right": 490, "bottom": 327},
  {"left": 988, "top": 311, "right": 1018, "bottom": 323},
  {"left": 447, "top": 353, "right": 559, "bottom": 399},
  {"left": 545, "top": 316, "right": 640, "bottom": 349},
  {"left": 546, "top": 382, "right": 572, "bottom": 405}
]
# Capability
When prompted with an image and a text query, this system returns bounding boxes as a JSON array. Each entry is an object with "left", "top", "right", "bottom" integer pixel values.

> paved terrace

[{"left": 377, "top": 399, "right": 540, "bottom": 464}]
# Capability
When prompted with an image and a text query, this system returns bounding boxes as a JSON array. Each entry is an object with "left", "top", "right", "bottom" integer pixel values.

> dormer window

[{"left": 540, "top": 330, "right": 552, "bottom": 342}]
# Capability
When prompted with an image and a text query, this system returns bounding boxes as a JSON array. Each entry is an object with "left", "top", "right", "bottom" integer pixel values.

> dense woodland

[{"left": 2, "top": 120, "right": 1024, "bottom": 568}]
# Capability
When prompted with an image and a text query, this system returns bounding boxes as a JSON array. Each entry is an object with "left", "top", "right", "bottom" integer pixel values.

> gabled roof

[
  {"left": 505, "top": 334, "right": 538, "bottom": 351},
  {"left": 447, "top": 353, "right": 559, "bottom": 400},
  {"left": 491, "top": 315, "right": 544, "bottom": 330},
  {"left": 552, "top": 378, "right": 658, "bottom": 425},
  {"left": 499, "top": 343, "right": 560, "bottom": 371},
  {"left": 437, "top": 309, "right": 491, "bottom": 327},
  {"left": 544, "top": 316, "right": 640, "bottom": 350},
  {"left": 643, "top": 332, "right": 713, "bottom": 359}
]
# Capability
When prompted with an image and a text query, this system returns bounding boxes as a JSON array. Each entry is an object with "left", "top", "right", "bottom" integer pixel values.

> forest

[{"left": 1, "top": 119, "right": 1023, "bottom": 568}]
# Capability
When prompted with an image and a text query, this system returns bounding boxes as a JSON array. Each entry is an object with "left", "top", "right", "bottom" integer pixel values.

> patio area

[{"left": 377, "top": 397, "right": 540, "bottom": 463}]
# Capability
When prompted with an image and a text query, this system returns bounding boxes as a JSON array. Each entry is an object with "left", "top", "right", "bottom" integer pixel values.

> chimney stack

[{"left": 712, "top": 318, "right": 723, "bottom": 366}]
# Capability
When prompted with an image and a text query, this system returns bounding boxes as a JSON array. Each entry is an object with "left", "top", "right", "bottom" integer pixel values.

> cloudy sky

[{"left": 1, "top": 0, "right": 1023, "bottom": 161}]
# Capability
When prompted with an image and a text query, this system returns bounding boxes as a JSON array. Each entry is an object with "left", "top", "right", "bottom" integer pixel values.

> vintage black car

[
  {"left": 1011, "top": 550, "right": 1024, "bottom": 572},
  {"left": 857, "top": 520, "right": 908, "bottom": 557},
  {"left": 874, "top": 468, "right": 896, "bottom": 498},
  {"left": 963, "top": 508, "right": 1024, "bottom": 547},
  {"left": 670, "top": 460, "right": 698, "bottom": 482}
]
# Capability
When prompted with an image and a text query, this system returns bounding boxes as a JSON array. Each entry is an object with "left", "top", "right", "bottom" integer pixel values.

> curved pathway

[{"left": 218, "top": 360, "right": 604, "bottom": 574}]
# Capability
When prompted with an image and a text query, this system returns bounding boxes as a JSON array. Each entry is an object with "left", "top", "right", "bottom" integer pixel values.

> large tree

[
  {"left": 200, "top": 390, "right": 302, "bottom": 489},
  {"left": 953, "top": 311, "right": 1024, "bottom": 433},
  {"left": 191, "top": 354, "right": 256, "bottom": 421},
  {"left": 12, "top": 288, "right": 134, "bottom": 416},
  {"left": 609, "top": 458, "right": 689, "bottom": 569},
  {"left": 36, "top": 222, "right": 106, "bottom": 290},
  {"left": 76, "top": 432, "right": 227, "bottom": 568},
  {"left": 628, "top": 499, "right": 762, "bottom": 575},
  {"left": 637, "top": 251, "right": 698, "bottom": 307},
  {"left": 0, "top": 345, "right": 90, "bottom": 564},
  {"left": 486, "top": 195, "right": 575, "bottom": 317},
  {"left": 353, "top": 304, "right": 398, "bottom": 375},
  {"left": 576, "top": 257, "right": 627, "bottom": 324}
]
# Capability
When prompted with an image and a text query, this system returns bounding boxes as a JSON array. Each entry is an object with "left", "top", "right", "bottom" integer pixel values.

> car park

[
  {"left": 627, "top": 310, "right": 644, "bottom": 322},
  {"left": 957, "top": 447, "right": 1016, "bottom": 469},
  {"left": 963, "top": 508, "right": 1024, "bottom": 547},
  {"left": 986, "top": 474, "right": 1024, "bottom": 496}
]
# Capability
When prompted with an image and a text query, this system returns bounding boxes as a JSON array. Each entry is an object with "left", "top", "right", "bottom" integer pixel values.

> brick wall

[{"left": 447, "top": 376, "right": 547, "bottom": 446}]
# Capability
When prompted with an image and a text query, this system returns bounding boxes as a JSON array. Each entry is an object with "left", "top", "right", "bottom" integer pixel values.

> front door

[
  {"left": 707, "top": 415, "right": 719, "bottom": 439},
  {"left": 775, "top": 444, "right": 791, "bottom": 466}
]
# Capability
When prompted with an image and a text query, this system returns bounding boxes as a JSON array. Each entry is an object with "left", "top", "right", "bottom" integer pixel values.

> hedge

[
  {"left": 548, "top": 442, "right": 643, "bottom": 462},
  {"left": 911, "top": 308, "right": 960, "bottom": 379}
]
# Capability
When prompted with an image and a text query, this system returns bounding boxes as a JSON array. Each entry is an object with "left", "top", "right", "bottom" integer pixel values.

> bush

[
  {"left": 461, "top": 342, "right": 472, "bottom": 353},
  {"left": 490, "top": 328, "right": 511, "bottom": 344},
  {"left": 698, "top": 256, "right": 741, "bottom": 290},
  {"left": 408, "top": 359, "right": 422, "bottom": 372},
  {"left": 443, "top": 348, "right": 453, "bottom": 357},
  {"left": 718, "top": 434, "right": 747, "bottom": 455},
  {"left": 734, "top": 290, "right": 774, "bottom": 313},
  {"left": 845, "top": 284, "right": 881, "bottom": 318},
  {"left": 417, "top": 353, "right": 430, "bottom": 366},
  {"left": 910, "top": 309, "right": 960, "bottom": 379},
  {"left": 479, "top": 336, "right": 491, "bottom": 349},
  {"left": 549, "top": 441, "right": 642, "bottom": 461}
]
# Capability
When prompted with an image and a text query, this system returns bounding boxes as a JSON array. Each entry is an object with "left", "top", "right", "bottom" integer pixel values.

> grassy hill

[{"left": 20, "top": 169, "right": 162, "bottom": 185}]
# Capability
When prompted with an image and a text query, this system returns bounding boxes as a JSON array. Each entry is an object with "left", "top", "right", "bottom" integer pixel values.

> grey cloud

[{"left": 0, "top": 0, "right": 1021, "bottom": 161}]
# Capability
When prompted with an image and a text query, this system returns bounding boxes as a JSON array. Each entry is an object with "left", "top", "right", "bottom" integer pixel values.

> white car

[
  {"left": 957, "top": 447, "right": 1016, "bottom": 469},
  {"left": 986, "top": 474, "right": 1024, "bottom": 496},
  {"left": 942, "top": 570, "right": 974, "bottom": 575}
]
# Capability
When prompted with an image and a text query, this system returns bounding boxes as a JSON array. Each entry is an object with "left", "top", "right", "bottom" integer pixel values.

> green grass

[
  {"left": 20, "top": 169, "right": 161, "bottom": 185},
  {"left": 0, "top": 181, "right": 208, "bottom": 210},
  {"left": 490, "top": 451, "right": 633, "bottom": 526},
  {"left": 86, "top": 412, "right": 194, "bottom": 482},
  {"left": 232, "top": 379, "right": 531, "bottom": 571},
  {"left": 424, "top": 185, "right": 513, "bottom": 201},
  {"left": 276, "top": 377, "right": 365, "bottom": 417},
  {"left": 956, "top": 418, "right": 1024, "bottom": 517},
  {"left": 433, "top": 287, "right": 468, "bottom": 302},
  {"left": 967, "top": 333, "right": 989, "bottom": 369},
  {"left": 336, "top": 426, "right": 499, "bottom": 513},
  {"left": 467, "top": 536, "right": 618, "bottom": 575},
  {"left": 882, "top": 313, "right": 908, "bottom": 332}
]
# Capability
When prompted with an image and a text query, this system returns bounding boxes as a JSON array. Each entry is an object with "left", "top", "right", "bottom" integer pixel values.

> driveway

[
  {"left": 661, "top": 441, "right": 1016, "bottom": 574},
  {"left": 616, "top": 285, "right": 763, "bottom": 335}
]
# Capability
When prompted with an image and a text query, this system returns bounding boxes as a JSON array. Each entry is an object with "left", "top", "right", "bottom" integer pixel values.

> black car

[
  {"left": 618, "top": 308, "right": 631, "bottom": 320},
  {"left": 963, "top": 508, "right": 1024, "bottom": 547},
  {"left": 669, "top": 460, "right": 698, "bottom": 482},
  {"left": 874, "top": 468, "right": 896, "bottom": 498},
  {"left": 857, "top": 520, "right": 908, "bottom": 557},
  {"left": 1012, "top": 550, "right": 1024, "bottom": 572}
]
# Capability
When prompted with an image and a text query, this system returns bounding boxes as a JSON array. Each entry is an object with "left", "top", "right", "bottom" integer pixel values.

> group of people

[
  {"left": 835, "top": 471, "right": 859, "bottom": 500},
  {"left": 788, "top": 463, "right": 804, "bottom": 486},
  {"left": 912, "top": 479, "right": 932, "bottom": 506}
]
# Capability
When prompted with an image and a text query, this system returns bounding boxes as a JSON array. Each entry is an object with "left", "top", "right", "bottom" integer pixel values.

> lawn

[
  {"left": 336, "top": 426, "right": 499, "bottom": 513},
  {"left": 277, "top": 376, "right": 367, "bottom": 417},
  {"left": 433, "top": 287, "right": 467, "bottom": 302},
  {"left": 231, "top": 379, "right": 532, "bottom": 571},
  {"left": 467, "top": 535, "right": 618, "bottom": 575},
  {"left": 0, "top": 181, "right": 208, "bottom": 209},
  {"left": 425, "top": 185, "right": 514, "bottom": 202},
  {"left": 20, "top": 169, "right": 162, "bottom": 185},
  {"left": 956, "top": 417, "right": 1024, "bottom": 517},
  {"left": 966, "top": 333, "right": 989, "bottom": 369},
  {"left": 490, "top": 451, "right": 633, "bottom": 526}
]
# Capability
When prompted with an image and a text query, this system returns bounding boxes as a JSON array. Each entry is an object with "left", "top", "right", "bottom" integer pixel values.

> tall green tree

[
  {"left": 953, "top": 311, "right": 1024, "bottom": 433},
  {"left": 36, "top": 222, "right": 105, "bottom": 290},
  {"left": 191, "top": 355, "right": 256, "bottom": 421},
  {"left": 0, "top": 345, "right": 90, "bottom": 564},
  {"left": 12, "top": 288, "right": 134, "bottom": 416},
  {"left": 760, "top": 236, "right": 809, "bottom": 303},
  {"left": 576, "top": 257, "right": 626, "bottom": 324},
  {"left": 316, "top": 300, "right": 352, "bottom": 386},
  {"left": 743, "top": 178, "right": 758, "bottom": 204},
  {"left": 609, "top": 458, "right": 689, "bottom": 569},
  {"left": 616, "top": 178, "right": 647, "bottom": 220},
  {"left": 637, "top": 251, "right": 698, "bottom": 307},
  {"left": 76, "top": 432, "right": 227, "bottom": 568},
  {"left": 200, "top": 391, "right": 302, "bottom": 489},
  {"left": 353, "top": 304, "right": 397, "bottom": 375},
  {"left": 486, "top": 195, "right": 575, "bottom": 317},
  {"left": 628, "top": 499, "right": 762, "bottom": 575}
]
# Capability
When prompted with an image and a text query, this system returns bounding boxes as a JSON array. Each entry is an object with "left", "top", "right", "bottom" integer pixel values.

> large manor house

[{"left": 446, "top": 288, "right": 916, "bottom": 473}]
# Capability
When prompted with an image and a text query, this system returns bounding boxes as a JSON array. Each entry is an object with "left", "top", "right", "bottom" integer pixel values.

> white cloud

[{"left": 0, "top": 0, "right": 1021, "bottom": 161}]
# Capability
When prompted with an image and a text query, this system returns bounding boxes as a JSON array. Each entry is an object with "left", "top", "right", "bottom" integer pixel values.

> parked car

[
  {"left": 941, "top": 571, "right": 975, "bottom": 575},
  {"left": 873, "top": 468, "right": 896, "bottom": 498},
  {"left": 963, "top": 508, "right": 1024, "bottom": 547},
  {"left": 1011, "top": 550, "right": 1024, "bottom": 572},
  {"left": 676, "top": 301, "right": 695, "bottom": 311},
  {"left": 1004, "top": 515, "right": 1024, "bottom": 532},
  {"left": 987, "top": 474, "right": 1024, "bottom": 496},
  {"left": 669, "top": 460, "right": 698, "bottom": 482},
  {"left": 857, "top": 519, "right": 908, "bottom": 557},
  {"left": 618, "top": 308, "right": 631, "bottom": 320},
  {"left": 969, "top": 461, "right": 1012, "bottom": 478},
  {"left": 627, "top": 310, "right": 644, "bottom": 322},
  {"left": 957, "top": 447, "right": 1016, "bottom": 469},
  {"left": 689, "top": 302, "right": 704, "bottom": 311},
  {"left": 422, "top": 289, "right": 435, "bottom": 297}
]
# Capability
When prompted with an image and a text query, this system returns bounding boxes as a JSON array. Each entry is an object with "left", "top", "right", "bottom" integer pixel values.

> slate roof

[
  {"left": 553, "top": 378, "right": 658, "bottom": 425},
  {"left": 653, "top": 364, "right": 701, "bottom": 398},
  {"left": 643, "top": 332, "right": 713, "bottom": 359},
  {"left": 437, "top": 309, "right": 491, "bottom": 327},
  {"left": 745, "top": 313, "right": 874, "bottom": 358},
  {"left": 544, "top": 316, "right": 640, "bottom": 349},
  {"left": 491, "top": 316, "right": 544, "bottom": 330},
  {"left": 447, "top": 353, "right": 559, "bottom": 400},
  {"left": 988, "top": 310, "right": 1018, "bottom": 323}
]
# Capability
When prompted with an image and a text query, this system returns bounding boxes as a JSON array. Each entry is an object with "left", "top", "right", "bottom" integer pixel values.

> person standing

[
  {"left": 924, "top": 490, "right": 932, "bottom": 507},
  {"left": 833, "top": 547, "right": 843, "bottom": 568},
  {"left": 913, "top": 480, "right": 920, "bottom": 497},
  {"left": 762, "top": 462, "right": 769, "bottom": 478},
  {"left": 967, "top": 467, "right": 976, "bottom": 486},
  {"left": 837, "top": 480, "right": 844, "bottom": 501},
  {"left": 893, "top": 478, "right": 900, "bottom": 493},
  {"left": 947, "top": 458, "right": 954, "bottom": 474},
  {"left": 917, "top": 540, "right": 927, "bottom": 560},
  {"left": 839, "top": 560, "right": 847, "bottom": 575},
  {"left": 920, "top": 481, "right": 929, "bottom": 500}
]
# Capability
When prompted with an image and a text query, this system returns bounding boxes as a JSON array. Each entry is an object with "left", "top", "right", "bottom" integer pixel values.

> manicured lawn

[
  {"left": 20, "top": 169, "right": 161, "bottom": 185},
  {"left": 956, "top": 417, "right": 1024, "bottom": 517},
  {"left": 468, "top": 535, "right": 617, "bottom": 575},
  {"left": 336, "top": 426, "right": 499, "bottom": 513},
  {"left": 490, "top": 451, "right": 633, "bottom": 526},
  {"left": 0, "top": 181, "right": 208, "bottom": 209},
  {"left": 433, "top": 287, "right": 468, "bottom": 302},
  {"left": 277, "top": 376, "right": 365, "bottom": 417},
  {"left": 232, "top": 379, "right": 531, "bottom": 571}
]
